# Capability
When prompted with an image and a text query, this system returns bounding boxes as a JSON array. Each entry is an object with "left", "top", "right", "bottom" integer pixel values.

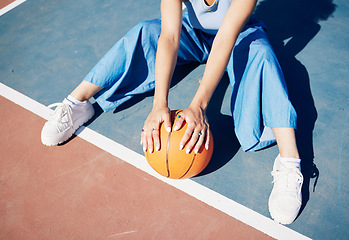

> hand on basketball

[
  {"left": 141, "top": 106, "right": 172, "bottom": 153},
  {"left": 173, "top": 106, "right": 210, "bottom": 154}
]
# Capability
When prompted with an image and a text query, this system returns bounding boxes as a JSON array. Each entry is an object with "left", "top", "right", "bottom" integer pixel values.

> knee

[
  {"left": 135, "top": 19, "right": 161, "bottom": 35},
  {"left": 124, "top": 19, "right": 161, "bottom": 47},
  {"left": 251, "top": 39, "right": 275, "bottom": 61}
]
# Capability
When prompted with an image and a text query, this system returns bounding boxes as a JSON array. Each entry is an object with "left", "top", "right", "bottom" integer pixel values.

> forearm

[
  {"left": 153, "top": 35, "right": 180, "bottom": 108},
  {"left": 190, "top": 34, "right": 236, "bottom": 110},
  {"left": 189, "top": 42, "right": 231, "bottom": 110},
  {"left": 190, "top": 0, "right": 257, "bottom": 111},
  {"left": 153, "top": 0, "right": 182, "bottom": 109}
]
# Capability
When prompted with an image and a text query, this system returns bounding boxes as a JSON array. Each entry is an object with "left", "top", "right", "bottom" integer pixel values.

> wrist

[
  {"left": 152, "top": 99, "right": 168, "bottom": 110},
  {"left": 189, "top": 98, "right": 208, "bottom": 112},
  {"left": 190, "top": 79, "right": 214, "bottom": 112}
]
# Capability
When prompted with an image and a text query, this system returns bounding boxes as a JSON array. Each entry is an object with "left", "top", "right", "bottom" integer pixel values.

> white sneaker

[
  {"left": 41, "top": 98, "right": 95, "bottom": 146},
  {"left": 268, "top": 155, "right": 303, "bottom": 224}
]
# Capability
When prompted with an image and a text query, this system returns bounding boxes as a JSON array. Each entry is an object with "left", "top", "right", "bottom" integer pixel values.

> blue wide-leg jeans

[{"left": 83, "top": 13, "right": 297, "bottom": 152}]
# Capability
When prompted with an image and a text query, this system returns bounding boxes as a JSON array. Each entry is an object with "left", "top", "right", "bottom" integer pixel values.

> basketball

[{"left": 145, "top": 110, "right": 213, "bottom": 179}]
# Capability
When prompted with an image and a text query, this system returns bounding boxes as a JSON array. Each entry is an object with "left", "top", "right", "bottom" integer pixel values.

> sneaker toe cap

[
  {"left": 274, "top": 196, "right": 301, "bottom": 215},
  {"left": 41, "top": 122, "right": 74, "bottom": 146},
  {"left": 41, "top": 122, "right": 60, "bottom": 135}
]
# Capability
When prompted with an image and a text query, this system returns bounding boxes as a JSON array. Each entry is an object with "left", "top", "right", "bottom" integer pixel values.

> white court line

[
  {"left": 0, "top": 82, "right": 312, "bottom": 240},
  {"left": 0, "top": 0, "right": 27, "bottom": 17}
]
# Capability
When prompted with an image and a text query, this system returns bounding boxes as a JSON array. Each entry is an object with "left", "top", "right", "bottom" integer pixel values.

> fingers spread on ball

[
  {"left": 173, "top": 114, "right": 184, "bottom": 131},
  {"left": 152, "top": 128, "right": 161, "bottom": 151},
  {"left": 186, "top": 126, "right": 206, "bottom": 154},
  {"left": 204, "top": 128, "right": 210, "bottom": 150},
  {"left": 194, "top": 131, "right": 206, "bottom": 154}
]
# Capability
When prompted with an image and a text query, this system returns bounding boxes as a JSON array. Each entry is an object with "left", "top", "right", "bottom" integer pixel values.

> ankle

[
  {"left": 279, "top": 152, "right": 300, "bottom": 159},
  {"left": 67, "top": 95, "right": 86, "bottom": 105},
  {"left": 69, "top": 93, "right": 90, "bottom": 102},
  {"left": 69, "top": 81, "right": 103, "bottom": 102},
  {"left": 279, "top": 155, "right": 301, "bottom": 164}
]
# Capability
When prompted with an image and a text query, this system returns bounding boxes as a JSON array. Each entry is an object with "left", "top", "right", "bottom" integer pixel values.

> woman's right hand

[{"left": 141, "top": 106, "right": 172, "bottom": 153}]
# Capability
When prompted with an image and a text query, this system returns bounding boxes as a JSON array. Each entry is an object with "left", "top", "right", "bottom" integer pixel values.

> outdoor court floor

[{"left": 1, "top": 0, "right": 348, "bottom": 239}]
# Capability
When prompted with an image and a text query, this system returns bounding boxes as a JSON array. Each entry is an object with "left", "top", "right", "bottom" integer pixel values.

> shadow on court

[{"left": 254, "top": 0, "right": 336, "bottom": 214}]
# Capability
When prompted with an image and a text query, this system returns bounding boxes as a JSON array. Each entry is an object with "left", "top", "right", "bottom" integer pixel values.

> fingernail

[
  {"left": 194, "top": 149, "right": 198, "bottom": 154},
  {"left": 180, "top": 144, "right": 184, "bottom": 150},
  {"left": 156, "top": 145, "right": 160, "bottom": 151},
  {"left": 186, "top": 148, "right": 190, "bottom": 154},
  {"left": 174, "top": 125, "right": 179, "bottom": 131},
  {"left": 205, "top": 144, "right": 209, "bottom": 150},
  {"left": 166, "top": 127, "right": 171, "bottom": 132},
  {"left": 140, "top": 139, "right": 142, "bottom": 145},
  {"left": 143, "top": 146, "right": 146, "bottom": 152}
]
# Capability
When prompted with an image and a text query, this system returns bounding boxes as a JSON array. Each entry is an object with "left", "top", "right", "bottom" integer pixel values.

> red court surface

[
  {"left": 0, "top": 0, "right": 16, "bottom": 10},
  {"left": 0, "top": 96, "right": 274, "bottom": 239}
]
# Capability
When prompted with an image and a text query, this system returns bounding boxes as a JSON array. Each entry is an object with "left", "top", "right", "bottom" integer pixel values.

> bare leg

[
  {"left": 272, "top": 127, "right": 300, "bottom": 159},
  {"left": 70, "top": 80, "right": 103, "bottom": 101}
]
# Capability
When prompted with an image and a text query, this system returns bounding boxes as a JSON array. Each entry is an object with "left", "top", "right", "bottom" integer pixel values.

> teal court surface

[{"left": 1, "top": 0, "right": 348, "bottom": 239}]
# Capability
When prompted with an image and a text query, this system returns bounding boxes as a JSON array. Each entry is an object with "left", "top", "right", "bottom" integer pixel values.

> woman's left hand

[{"left": 173, "top": 106, "right": 211, "bottom": 154}]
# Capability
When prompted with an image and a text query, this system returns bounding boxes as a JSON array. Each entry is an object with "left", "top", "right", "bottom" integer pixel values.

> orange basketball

[{"left": 145, "top": 110, "right": 213, "bottom": 179}]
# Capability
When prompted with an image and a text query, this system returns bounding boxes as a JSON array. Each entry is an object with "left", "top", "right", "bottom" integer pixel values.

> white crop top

[{"left": 183, "top": 0, "right": 232, "bottom": 35}]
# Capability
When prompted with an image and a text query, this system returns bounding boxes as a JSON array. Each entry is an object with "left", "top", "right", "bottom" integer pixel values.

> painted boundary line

[
  {"left": 0, "top": 82, "right": 312, "bottom": 240},
  {"left": 0, "top": 0, "right": 27, "bottom": 17}
]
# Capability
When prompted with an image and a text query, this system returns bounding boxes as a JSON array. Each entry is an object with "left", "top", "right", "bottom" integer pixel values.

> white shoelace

[
  {"left": 271, "top": 167, "right": 303, "bottom": 193},
  {"left": 47, "top": 102, "right": 73, "bottom": 127}
]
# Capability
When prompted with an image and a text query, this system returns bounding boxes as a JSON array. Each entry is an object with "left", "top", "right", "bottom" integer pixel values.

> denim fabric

[{"left": 83, "top": 13, "right": 297, "bottom": 152}]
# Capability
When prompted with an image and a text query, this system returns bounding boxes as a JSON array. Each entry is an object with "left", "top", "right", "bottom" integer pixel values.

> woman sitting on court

[{"left": 41, "top": 0, "right": 304, "bottom": 225}]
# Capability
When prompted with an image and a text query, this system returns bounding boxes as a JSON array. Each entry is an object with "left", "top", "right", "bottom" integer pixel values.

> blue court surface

[{"left": 1, "top": 0, "right": 348, "bottom": 239}]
